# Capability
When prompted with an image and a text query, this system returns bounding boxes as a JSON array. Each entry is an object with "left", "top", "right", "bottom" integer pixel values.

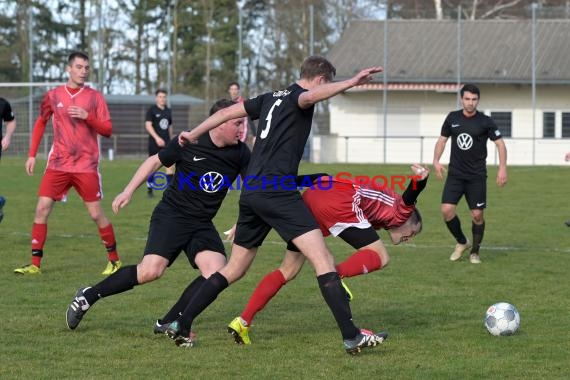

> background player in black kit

[
  {"left": 170, "top": 56, "right": 385, "bottom": 355},
  {"left": 65, "top": 99, "right": 250, "bottom": 331},
  {"left": 145, "top": 89, "right": 174, "bottom": 198},
  {"left": 1, "top": 97, "right": 17, "bottom": 223},
  {"left": 433, "top": 84, "right": 508, "bottom": 264}
]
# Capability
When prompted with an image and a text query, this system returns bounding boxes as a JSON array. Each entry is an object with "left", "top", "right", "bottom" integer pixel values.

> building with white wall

[{"left": 314, "top": 19, "right": 570, "bottom": 165}]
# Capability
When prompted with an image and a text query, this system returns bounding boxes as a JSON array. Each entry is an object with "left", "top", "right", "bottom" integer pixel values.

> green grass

[{"left": 1, "top": 158, "right": 569, "bottom": 379}]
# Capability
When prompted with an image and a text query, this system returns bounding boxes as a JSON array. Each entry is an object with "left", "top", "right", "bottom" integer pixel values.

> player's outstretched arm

[
  {"left": 298, "top": 66, "right": 383, "bottom": 109},
  {"left": 112, "top": 155, "right": 163, "bottom": 214},
  {"left": 179, "top": 102, "right": 247, "bottom": 146}
]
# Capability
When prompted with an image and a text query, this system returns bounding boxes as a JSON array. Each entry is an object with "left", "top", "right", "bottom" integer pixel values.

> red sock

[
  {"left": 335, "top": 249, "right": 382, "bottom": 278},
  {"left": 241, "top": 270, "right": 286, "bottom": 325},
  {"left": 98, "top": 223, "right": 119, "bottom": 262},
  {"left": 31, "top": 223, "right": 47, "bottom": 267}
]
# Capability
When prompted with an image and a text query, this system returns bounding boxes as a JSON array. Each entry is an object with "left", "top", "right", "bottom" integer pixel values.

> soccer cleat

[
  {"left": 101, "top": 260, "right": 122, "bottom": 275},
  {"left": 154, "top": 320, "right": 196, "bottom": 339},
  {"left": 469, "top": 253, "right": 482, "bottom": 264},
  {"left": 343, "top": 329, "right": 389, "bottom": 355},
  {"left": 147, "top": 188, "right": 154, "bottom": 198},
  {"left": 66, "top": 287, "right": 91, "bottom": 330},
  {"left": 341, "top": 279, "right": 353, "bottom": 302},
  {"left": 14, "top": 264, "right": 42, "bottom": 275},
  {"left": 449, "top": 240, "right": 471, "bottom": 261},
  {"left": 227, "top": 317, "right": 251, "bottom": 345},
  {"left": 0, "top": 195, "right": 5, "bottom": 223},
  {"left": 154, "top": 320, "right": 171, "bottom": 335},
  {"left": 565, "top": 220, "right": 570, "bottom": 227},
  {"left": 166, "top": 321, "right": 194, "bottom": 347}
]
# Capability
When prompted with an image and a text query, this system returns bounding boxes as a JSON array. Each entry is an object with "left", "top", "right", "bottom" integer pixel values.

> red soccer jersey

[
  {"left": 303, "top": 178, "right": 415, "bottom": 237},
  {"left": 35, "top": 86, "right": 111, "bottom": 173}
]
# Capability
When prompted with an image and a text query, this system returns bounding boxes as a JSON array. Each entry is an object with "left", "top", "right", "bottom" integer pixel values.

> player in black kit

[
  {"left": 145, "top": 89, "right": 174, "bottom": 197},
  {"left": 65, "top": 99, "right": 250, "bottom": 331},
  {"left": 169, "top": 56, "right": 386, "bottom": 355},
  {"left": 433, "top": 84, "right": 508, "bottom": 264}
]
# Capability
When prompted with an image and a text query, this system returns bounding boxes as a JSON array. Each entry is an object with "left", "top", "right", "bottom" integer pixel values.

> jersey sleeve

[
  {"left": 487, "top": 116, "right": 503, "bottom": 141},
  {"left": 158, "top": 134, "right": 182, "bottom": 167},
  {"left": 440, "top": 113, "right": 452, "bottom": 137},
  {"left": 1, "top": 100, "right": 15, "bottom": 122},
  {"left": 94, "top": 92, "right": 111, "bottom": 121},
  {"left": 244, "top": 95, "right": 264, "bottom": 120},
  {"left": 145, "top": 106, "right": 153, "bottom": 122}
]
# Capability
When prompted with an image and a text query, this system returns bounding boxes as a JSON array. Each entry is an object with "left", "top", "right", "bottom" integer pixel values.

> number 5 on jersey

[{"left": 260, "top": 99, "right": 282, "bottom": 139}]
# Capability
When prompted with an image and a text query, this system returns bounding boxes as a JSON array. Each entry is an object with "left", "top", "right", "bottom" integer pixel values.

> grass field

[{"left": 1, "top": 157, "right": 569, "bottom": 379}]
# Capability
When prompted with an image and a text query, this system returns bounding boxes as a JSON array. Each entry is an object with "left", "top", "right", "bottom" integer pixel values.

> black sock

[
  {"left": 177, "top": 272, "right": 228, "bottom": 334},
  {"left": 84, "top": 265, "right": 139, "bottom": 305},
  {"left": 445, "top": 216, "right": 467, "bottom": 244},
  {"left": 317, "top": 272, "right": 359, "bottom": 340},
  {"left": 159, "top": 276, "right": 206, "bottom": 323},
  {"left": 166, "top": 174, "right": 174, "bottom": 184},
  {"left": 471, "top": 222, "right": 485, "bottom": 254}
]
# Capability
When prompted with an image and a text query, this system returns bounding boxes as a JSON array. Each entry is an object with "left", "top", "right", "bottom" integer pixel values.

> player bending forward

[{"left": 227, "top": 164, "right": 428, "bottom": 345}]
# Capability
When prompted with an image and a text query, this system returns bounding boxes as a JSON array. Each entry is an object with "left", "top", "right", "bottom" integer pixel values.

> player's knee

[{"left": 137, "top": 265, "right": 164, "bottom": 283}]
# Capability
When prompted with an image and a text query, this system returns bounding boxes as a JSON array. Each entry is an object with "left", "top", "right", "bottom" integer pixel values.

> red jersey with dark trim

[
  {"left": 303, "top": 178, "right": 415, "bottom": 237},
  {"left": 39, "top": 86, "right": 110, "bottom": 173}
]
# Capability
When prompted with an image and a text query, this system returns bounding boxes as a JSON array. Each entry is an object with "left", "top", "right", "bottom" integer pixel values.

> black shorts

[
  {"left": 148, "top": 143, "right": 163, "bottom": 156},
  {"left": 442, "top": 175, "right": 487, "bottom": 210},
  {"left": 144, "top": 202, "right": 226, "bottom": 268},
  {"left": 234, "top": 191, "right": 320, "bottom": 249},
  {"left": 287, "top": 226, "right": 379, "bottom": 252}
]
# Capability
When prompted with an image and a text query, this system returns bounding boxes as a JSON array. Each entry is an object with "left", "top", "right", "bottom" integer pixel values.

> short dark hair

[
  {"left": 300, "top": 56, "right": 336, "bottom": 82},
  {"left": 155, "top": 89, "right": 168, "bottom": 96},
  {"left": 228, "top": 82, "right": 240, "bottom": 90},
  {"left": 209, "top": 99, "right": 236, "bottom": 116},
  {"left": 409, "top": 208, "right": 422, "bottom": 233},
  {"left": 460, "top": 84, "right": 480, "bottom": 98},
  {"left": 68, "top": 51, "right": 89, "bottom": 65}
]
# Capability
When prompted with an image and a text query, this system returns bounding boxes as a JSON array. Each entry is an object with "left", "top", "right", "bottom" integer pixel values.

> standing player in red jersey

[
  {"left": 14, "top": 51, "right": 122, "bottom": 276},
  {"left": 226, "top": 164, "right": 428, "bottom": 345}
]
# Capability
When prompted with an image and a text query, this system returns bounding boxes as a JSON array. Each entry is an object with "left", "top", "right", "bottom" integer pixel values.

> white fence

[{"left": 311, "top": 135, "right": 570, "bottom": 166}]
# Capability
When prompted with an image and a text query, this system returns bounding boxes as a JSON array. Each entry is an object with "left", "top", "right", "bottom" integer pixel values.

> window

[
  {"left": 562, "top": 113, "right": 570, "bottom": 138},
  {"left": 490, "top": 112, "right": 512, "bottom": 137},
  {"left": 543, "top": 112, "right": 555, "bottom": 138}
]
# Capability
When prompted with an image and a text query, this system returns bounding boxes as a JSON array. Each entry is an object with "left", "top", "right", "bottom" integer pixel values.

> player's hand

[
  {"left": 155, "top": 137, "right": 166, "bottom": 148},
  {"left": 352, "top": 66, "right": 384, "bottom": 86},
  {"left": 1, "top": 136, "right": 10, "bottom": 151},
  {"left": 496, "top": 167, "right": 508, "bottom": 187},
  {"left": 432, "top": 161, "right": 446, "bottom": 180},
  {"left": 178, "top": 130, "right": 198, "bottom": 146},
  {"left": 565, "top": 152, "right": 570, "bottom": 162},
  {"left": 411, "top": 164, "right": 429, "bottom": 180},
  {"left": 112, "top": 192, "right": 132, "bottom": 214},
  {"left": 223, "top": 224, "right": 237, "bottom": 242},
  {"left": 25, "top": 157, "right": 35, "bottom": 176},
  {"left": 67, "top": 106, "right": 88, "bottom": 120}
]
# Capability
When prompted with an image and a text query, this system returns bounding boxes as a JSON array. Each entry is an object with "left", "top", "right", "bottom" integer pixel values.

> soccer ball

[{"left": 484, "top": 302, "right": 520, "bottom": 336}]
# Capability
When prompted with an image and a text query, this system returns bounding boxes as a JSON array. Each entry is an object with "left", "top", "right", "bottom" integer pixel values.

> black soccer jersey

[
  {"left": 441, "top": 110, "right": 502, "bottom": 178},
  {"left": 1, "top": 97, "right": 15, "bottom": 158},
  {"left": 146, "top": 104, "right": 172, "bottom": 145},
  {"left": 158, "top": 133, "right": 250, "bottom": 220},
  {"left": 243, "top": 83, "right": 313, "bottom": 192}
]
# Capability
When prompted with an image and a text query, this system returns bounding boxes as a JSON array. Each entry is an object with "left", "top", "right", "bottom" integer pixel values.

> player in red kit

[
  {"left": 14, "top": 51, "right": 121, "bottom": 276},
  {"left": 226, "top": 164, "right": 428, "bottom": 345}
]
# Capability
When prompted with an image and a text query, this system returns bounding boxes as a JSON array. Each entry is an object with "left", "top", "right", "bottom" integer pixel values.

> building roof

[{"left": 327, "top": 19, "right": 570, "bottom": 84}]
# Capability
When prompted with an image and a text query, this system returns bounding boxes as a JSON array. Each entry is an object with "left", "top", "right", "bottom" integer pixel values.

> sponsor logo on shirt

[{"left": 456, "top": 133, "right": 473, "bottom": 150}]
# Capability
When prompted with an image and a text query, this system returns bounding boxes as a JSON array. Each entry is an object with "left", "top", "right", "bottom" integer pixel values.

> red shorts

[
  {"left": 302, "top": 182, "right": 371, "bottom": 237},
  {"left": 38, "top": 169, "right": 103, "bottom": 202}
]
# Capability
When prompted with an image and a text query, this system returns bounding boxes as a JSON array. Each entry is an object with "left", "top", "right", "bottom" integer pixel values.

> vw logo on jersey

[
  {"left": 159, "top": 118, "right": 169, "bottom": 130},
  {"left": 456, "top": 133, "right": 473, "bottom": 150},
  {"left": 200, "top": 171, "right": 225, "bottom": 193}
]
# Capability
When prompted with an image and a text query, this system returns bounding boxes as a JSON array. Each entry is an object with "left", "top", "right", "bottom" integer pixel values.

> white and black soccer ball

[{"left": 484, "top": 302, "right": 520, "bottom": 336}]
